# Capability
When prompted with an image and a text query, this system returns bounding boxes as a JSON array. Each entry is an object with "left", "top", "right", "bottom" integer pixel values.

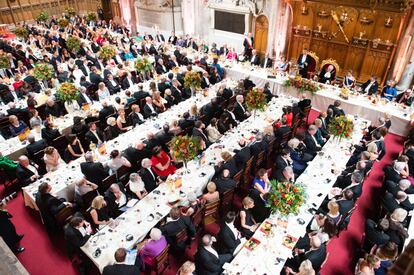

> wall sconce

[
  {"left": 360, "top": 16, "right": 373, "bottom": 25},
  {"left": 301, "top": 5, "right": 308, "bottom": 15},
  {"left": 385, "top": 16, "right": 393, "bottom": 27},
  {"left": 317, "top": 9, "right": 330, "bottom": 17}
]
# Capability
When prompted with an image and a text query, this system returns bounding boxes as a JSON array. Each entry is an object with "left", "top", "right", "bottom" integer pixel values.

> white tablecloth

[
  {"left": 80, "top": 95, "right": 297, "bottom": 272},
  {"left": 225, "top": 65, "right": 411, "bottom": 136},
  {"left": 224, "top": 116, "right": 369, "bottom": 275}
]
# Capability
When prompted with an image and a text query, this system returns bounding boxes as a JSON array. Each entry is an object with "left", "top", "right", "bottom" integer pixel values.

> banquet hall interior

[{"left": 2, "top": 0, "right": 414, "bottom": 274}]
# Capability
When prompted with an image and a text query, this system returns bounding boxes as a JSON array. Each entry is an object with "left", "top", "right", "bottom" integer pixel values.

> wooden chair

[
  {"left": 233, "top": 171, "right": 243, "bottom": 187},
  {"left": 116, "top": 165, "right": 130, "bottom": 184},
  {"left": 220, "top": 188, "right": 235, "bottom": 216},
  {"left": 203, "top": 200, "right": 220, "bottom": 226},
  {"left": 52, "top": 135, "right": 69, "bottom": 158},
  {"left": 32, "top": 149, "right": 46, "bottom": 175},
  {"left": 191, "top": 204, "right": 204, "bottom": 232},
  {"left": 174, "top": 227, "right": 189, "bottom": 247},
  {"left": 81, "top": 190, "right": 99, "bottom": 210},
  {"left": 337, "top": 205, "right": 357, "bottom": 236},
  {"left": 55, "top": 206, "right": 73, "bottom": 228},
  {"left": 278, "top": 130, "right": 292, "bottom": 152},
  {"left": 101, "top": 174, "right": 117, "bottom": 192},
  {"left": 152, "top": 244, "right": 170, "bottom": 275},
  {"left": 239, "top": 157, "right": 254, "bottom": 195}
]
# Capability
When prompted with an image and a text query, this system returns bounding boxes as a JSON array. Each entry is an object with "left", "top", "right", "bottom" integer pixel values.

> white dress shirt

[{"left": 90, "top": 130, "right": 102, "bottom": 144}]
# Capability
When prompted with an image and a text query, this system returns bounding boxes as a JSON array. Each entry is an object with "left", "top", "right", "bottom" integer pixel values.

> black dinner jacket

[
  {"left": 80, "top": 161, "right": 109, "bottom": 186},
  {"left": 63, "top": 224, "right": 91, "bottom": 256},
  {"left": 304, "top": 132, "right": 320, "bottom": 155},
  {"left": 195, "top": 246, "right": 222, "bottom": 275},
  {"left": 360, "top": 80, "right": 379, "bottom": 95},
  {"left": 219, "top": 222, "right": 241, "bottom": 254},
  {"left": 104, "top": 183, "right": 128, "bottom": 218},
  {"left": 215, "top": 177, "right": 236, "bottom": 194},
  {"left": 41, "top": 128, "right": 61, "bottom": 145},
  {"left": 382, "top": 192, "right": 400, "bottom": 213},
  {"left": 35, "top": 192, "right": 66, "bottom": 232},
  {"left": 143, "top": 104, "right": 158, "bottom": 118},
  {"left": 337, "top": 199, "right": 354, "bottom": 215},
  {"left": 383, "top": 166, "right": 401, "bottom": 183},
  {"left": 250, "top": 55, "right": 260, "bottom": 66},
  {"left": 15, "top": 164, "right": 36, "bottom": 186},
  {"left": 192, "top": 128, "right": 209, "bottom": 144},
  {"left": 161, "top": 216, "right": 196, "bottom": 248},
  {"left": 102, "top": 263, "right": 140, "bottom": 275},
  {"left": 303, "top": 244, "right": 327, "bottom": 271},
  {"left": 26, "top": 139, "right": 47, "bottom": 159},
  {"left": 233, "top": 146, "right": 251, "bottom": 170},
  {"left": 233, "top": 102, "right": 248, "bottom": 122},
  {"left": 297, "top": 54, "right": 312, "bottom": 69},
  {"left": 260, "top": 58, "right": 273, "bottom": 68},
  {"left": 89, "top": 72, "right": 104, "bottom": 85},
  {"left": 139, "top": 167, "right": 157, "bottom": 192},
  {"left": 274, "top": 125, "right": 292, "bottom": 140},
  {"left": 85, "top": 129, "right": 105, "bottom": 145},
  {"left": 365, "top": 219, "right": 390, "bottom": 248}
]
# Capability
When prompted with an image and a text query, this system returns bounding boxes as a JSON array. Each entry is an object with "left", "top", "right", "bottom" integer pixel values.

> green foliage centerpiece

[
  {"left": 245, "top": 87, "right": 267, "bottom": 117},
  {"left": 328, "top": 115, "right": 354, "bottom": 141},
  {"left": 0, "top": 53, "right": 10, "bottom": 69},
  {"left": 267, "top": 180, "right": 306, "bottom": 216},
  {"left": 33, "top": 63, "right": 54, "bottom": 81},
  {"left": 134, "top": 58, "right": 153, "bottom": 74},
  {"left": 66, "top": 36, "right": 81, "bottom": 53},
  {"left": 170, "top": 135, "right": 201, "bottom": 170},
  {"left": 184, "top": 71, "right": 202, "bottom": 97},
  {"left": 65, "top": 7, "right": 76, "bottom": 17},
  {"left": 283, "top": 75, "right": 320, "bottom": 95},
  {"left": 100, "top": 45, "right": 116, "bottom": 61},
  {"left": 36, "top": 11, "right": 49, "bottom": 23},
  {"left": 56, "top": 82, "right": 80, "bottom": 103},
  {"left": 86, "top": 12, "right": 97, "bottom": 22},
  {"left": 14, "top": 27, "right": 28, "bottom": 39},
  {"left": 58, "top": 17, "right": 69, "bottom": 28}
]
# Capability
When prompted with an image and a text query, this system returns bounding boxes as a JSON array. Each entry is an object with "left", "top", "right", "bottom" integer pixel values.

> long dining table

[{"left": 223, "top": 115, "right": 370, "bottom": 275}]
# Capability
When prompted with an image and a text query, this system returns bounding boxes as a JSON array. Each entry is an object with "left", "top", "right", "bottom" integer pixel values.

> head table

[
  {"left": 79, "top": 95, "right": 297, "bottom": 272},
  {"left": 224, "top": 63, "right": 411, "bottom": 136},
  {"left": 223, "top": 116, "right": 370, "bottom": 275}
]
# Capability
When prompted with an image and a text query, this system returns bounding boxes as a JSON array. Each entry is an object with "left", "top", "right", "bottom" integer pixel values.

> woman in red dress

[{"left": 151, "top": 146, "right": 176, "bottom": 178}]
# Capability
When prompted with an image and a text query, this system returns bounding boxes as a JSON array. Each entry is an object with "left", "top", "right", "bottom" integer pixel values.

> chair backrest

[
  {"left": 220, "top": 188, "right": 235, "bottom": 215},
  {"left": 154, "top": 244, "right": 170, "bottom": 274},
  {"left": 33, "top": 149, "right": 46, "bottom": 175},
  {"left": 191, "top": 204, "right": 204, "bottom": 231},
  {"left": 101, "top": 174, "right": 117, "bottom": 191},
  {"left": 204, "top": 199, "right": 220, "bottom": 225},
  {"left": 52, "top": 135, "right": 69, "bottom": 157},
  {"left": 81, "top": 190, "right": 99, "bottom": 210},
  {"left": 233, "top": 171, "right": 242, "bottom": 186},
  {"left": 116, "top": 165, "right": 130, "bottom": 184},
  {"left": 279, "top": 130, "right": 292, "bottom": 150},
  {"left": 55, "top": 206, "right": 73, "bottom": 227},
  {"left": 175, "top": 227, "right": 188, "bottom": 244}
]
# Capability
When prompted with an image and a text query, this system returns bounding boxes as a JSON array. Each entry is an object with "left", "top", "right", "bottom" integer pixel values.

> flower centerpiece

[
  {"left": 134, "top": 58, "right": 153, "bottom": 74},
  {"left": 339, "top": 88, "right": 350, "bottom": 100},
  {"left": 184, "top": 71, "right": 202, "bottom": 90},
  {"left": 170, "top": 135, "right": 201, "bottom": 170},
  {"left": 36, "top": 11, "right": 49, "bottom": 23},
  {"left": 13, "top": 27, "right": 28, "bottom": 39},
  {"left": 0, "top": 53, "right": 10, "bottom": 69},
  {"left": 66, "top": 36, "right": 81, "bottom": 53},
  {"left": 65, "top": 7, "right": 76, "bottom": 17},
  {"left": 58, "top": 17, "right": 69, "bottom": 28},
  {"left": 328, "top": 115, "right": 354, "bottom": 141},
  {"left": 56, "top": 82, "right": 80, "bottom": 103},
  {"left": 267, "top": 180, "right": 306, "bottom": 216},
  {"left": 86, "top": 12, "right": 97, "bottom": 22},
  {"left": 33, "top": 63, "right": 54, "bottom": 82},
  {"left": 245, "top": 87, "right": 267, "bottom": 117},
  {"left": 100, "top": 45, "right": 116, "bottom": 61},
  {"left": 283, "top": 75, "right": 320, "bottom": 95}
]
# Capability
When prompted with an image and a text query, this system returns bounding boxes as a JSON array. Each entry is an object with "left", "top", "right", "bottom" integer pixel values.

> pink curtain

[{"left": 273, "top": 1, "right": 291, "bottom": 59}]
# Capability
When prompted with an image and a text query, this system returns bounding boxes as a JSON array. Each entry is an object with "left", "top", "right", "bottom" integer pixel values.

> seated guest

[
  {"left": 104, "top": 183, "right": 129, "bottom": 218},
  {"left": 287, "top": 138, "right": 307, "bottom": 174},
  {"left": 80, "top": 152, "right": 109, "bottom": 187},
  {"left": 384, "top": 161, "right": 405, "bottom": 183},
  {"left": 36, "top": 182, "right": 73, "bottom": 232},
  {"left": 41, "top": 120, "right": 61, "bottom": 145},
  {"left": 371, "top": 241, "right": 398, "bottom": 275},
  {"left": 304, "top": 125, "right": 322, "bottom": 156},
  {"left": 252, "top": 168, "right": 271, "bottom": 195},
  {"left": 336, "top": 189, "right": 355, "bottom": 216},
  {"left": 381, "top": 80, "right": 397, "bottom": 101},
  {"left": 123, "top": 141, "right": 151, "bottom": 170},
  {"left": 151, "top": 146, "right": 176, "bottom": 179},
  {"left": 0, "top": 201, "right": 25, "bottom": 253},
  {"left": 275, "top": 55, "right": 290, "bottom": 73},
  {"left": 97, "top": 82, "right": 110, "bottom": 101},
  {"left": 202, "top": 182, "right": 220, "bottom": 203},
  {"left": 8, "top": 115, "right": 27, "bottom": 137},
  {"left": 85, "top": 122, "right": 104, "bottom": 146},
  {"left": 152, "top": 91, "right": 166, "bottom": 113},
  {"left": 383, "top": 191, "right": 414, "bottom": 213},
  {"left": 285, "top": 235, "right": 327, "bottom": 272},
  {"left": 343, "top": 70, "right": 356, "bottom": 89},
  {"left": 359, "top": 75, "right": 379, "bottom": 95},
  {"left": 233, "top": 95, "right": 250, "bottom": 122},
  {"left": 385, "top": 179, "right": 414, "bottom": 196},
  {"left": 44, "top": 98, "right": 63, "bottom": 117},
  {"left": 98, "top": 100, "right": 116, "bottom": 125},
  {"left": 15, "top": 156, "right": 39, "bottom": 186},
  {"left": 328, "top": 100, "right": 345, "bottom": 117},
  {"left": 396, "top": 89, "right": 414, "bottom": 106},
  {"left": 239, "top": 196, "right": 258, "bottom": 238},
  {"left": 250, "top": 133, "right": 268, "bottom": 156},
  {"left": 385, "top": 208, "right": 408, "bottom": 246},
  {"left": 74, "top": 177, "right": 98, "bottom": 205},
  {"left": 26, "top": 134, "right": 47, "bottom": 160},
  {"left": 215, "top": 151, "right": 238, "bottom": 178},
  {"left": 364, "top": 218, "right": 390, "bottom": 251},
  {"left": 116, "top": 108, "right": 131, "bottom": 132},
  {"left": 7, "top": 102, "right": 29, "bottom": 117},
  {"left": 178, "top": 112, "right": 195, "bottom": 130},
  {"left": 274, "top": 116, "right": 292, "bottom": 140},
  {"left": 260, "top": 53, "right": 273, "bottom": 68},
  {"left": 105, "top": 74, "right": 121, "bottom": 95},
  {"left": 143, "top": 97, "right": 158, "bottom": 118},
  {"left": 355, "top": 254, "right": 381, "bottom": 275},
  {"left": 140, "top": 158, "right": 158, "bottom": 192},
  {"left": 195, "top": 234, "right": 233, "bottom": 274},
  {"left": 178, "top": 261, "right": 196, "bottom": 275},
  {"left": 89, "top": 195, "right": 111, "bottom": 228},
  {"left": 233, "top": 139, "right": 251, "bottom": 170},
  {"left": 105, "top": 117, "right": 121, "bottom": 140},
  {"left": 140, "top": 228, "right": 168, "bottom": 268},
  {"left": 29, "top": 109, "right": 43, "bottom": 128},
  {"left": 318, "top": 64, "right": 336, "bottom": 84},
  {"left": 249, "top": 49, "right": 260, "bottom": 66},
  {"left": 43, "top": 146, "right": 64, "bottom": 172},
  {"left": 65, "top": 134, "right": 84, "bottom": 162},
  {"left": 275, "top": 165, "right": 295, "bottom": 183},
  {"left": 133, "top": 83, "right": 151, "bottom": 101},
  {"left": 130, "top": 104, "right": 145, "bottom": 126},
  {"left": 314, "top": 118, "right": 329, "bottom": 144},
  {"left": 127, "top": 173, "right": 148, "bottom": 200},
  {"left": 249, "top": 189, "right": 271, "bottom": 223},
  {"left": 160, "top": 207, "right": 195, "bottom": 252},
  {"left": 215, "top": 169, "right": 237, "bottom": 194},
  {"left": 102, "top": 248, "right": 140, "bottom": 275},
  {"left": 63, "top": 216, "right": 92, "bottom": 257},
  {"left": 106, "top": 149, "right": 131, "bottom": 174},
  {"left": 192, "top": 120, "right": 210, "bottom": 149},
  {"left": 206, "top": 118, "right": 222, "bottom": 143},
  {"left": 274, "top": 148, "right": 293, "bottom": 175},
  {"left": 181, "top": 192, "right": 203, "bottom": 217}
]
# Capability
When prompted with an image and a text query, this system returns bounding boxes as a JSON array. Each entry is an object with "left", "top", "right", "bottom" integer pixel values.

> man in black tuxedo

[
  {"left": 385, "top": 179, "right": 414, "bottom": 196},
  {"left": 178, "top": 112, "right": 195, "bottom": 130},
  {"left": 85, "top": 122, "right": 105, "bottom": 145},
  {"left": 297, "top": 48, "right": 313, "bottom": 79},
  {"left": 129, "top": 105, "right": 145, "bottom": 126},
  {"left": 156, "top": 124, "right": 174, "bottom": 151},
  {"left": 15, "top": 156, "right": 39, "bottom": 186},
  {"left": 26, "top": 135, "right": 47, "bottom": 160},
  {"left": 383, "top": 162, "right": 404, "bottom": 183},
  {"left": 364, "top": 218, "right": 390, "bottom": 251},
  {"left": 167, "top": 55, "right": 180, "bottom": 70},
  {"left": 80, "top": 152, "right": 109, "bottom": 187},
  {"left": 104, "top": 183, "right": 129, "bottom": 218},
  {"left": 77, "top": 86, "right": 94, "bottom": 106},
  {"left": 160, "top": 207, "right": 196, "bottom": 253},
  {"left": 123, "top": 142, "right": 150, "bottom": 170},
  {"left": 143, "top": 97, "right": 158, "bottom": 118},
  {"left": 328, "top": 100, "right": 345, "bottom": 117},
  {"left": 192, "top": 120, "right": 210, "bottom": 148},
  {"left": 195, "top": 234, "right": 233, "bottom": 275},
  {"left": 63, "top": 216, "right": 91, "bottom": 257},
  {"left": 218, "top": 211, "right": 243, "bottom": 254},
  {"left": 133, "top": 83, "right": 151, "bottom": 101},
  {"left": 105, "top": 74, "right": 121, "bottom": 95},
  {"left": 274, "top": 116, "right": 292, "bottom": 140},
  {"left": 6, "top": 102, "right": 29, "bottom": 117},
  {"left": 45, "top": 98, "right": 63, "bottom": 117},
  {"left": 383, "top": 191, "right": 414, "bottom": 213},
  {"left": 243, "top": 76, "right": 255, "bottom": 90},
  {"left": 233, "top": 139, "right": 251, "bottom": 170},
  {"left": 102, "top": 248, "right": 140, "bottom": 275},
  {"left": 260, "top": 53, "right": 273, "bottom": 68},
  {"left": 215, "top": 169, "right": 237, "bottom": 194},
  {"left": 304, "top": 125, "right": 321, "bottom": 156},
  {"left": 200, "top": 97, "right": 219, "bottom": 123},
  {"left": 155, "top": 59, "right": 168, "bottom": 75},
  {"left": 89, "top": 66, "right": 104, "bottom": 85},
  {"left": 336, "top": 189, "right": 355, "bottom": 215},
  {"left": 0, "top": 202, "right": 24, "bottom": 253},
  {"left": 359, "top": 75, "right": 379, "bottom": 95},
  {"left": 243, "top": 33, "right": 254, "bottom": 59},
  {"left": 121, "top": 72, "right": 137, "bottom": 90},
  {"left": 249, "top": 49, "right": 260, "bottom": 66},
  {"left": 98, "top": 100, "right": 116, "bottom": 125},
  {"left": 79, "top": 76, "right": 94, "bottom": 90},
  {"left": 250, "top": 133, "right": 268, "bottom": 156},
  {"left": 139, "top": 158, "right": 158, "bottom": 192},
  {"left": 249, "top": 189, "right": 271, "bottom": 223},
  {"left": 274, "top": 148, "right": 293, "bottom": 176},
  {"left": 168, "top": 31, "right": 177, "bottom": 45},
  {"left": 318, "top": 64, "right": 336, "bottom": 84},
  {"left": 233, "top": 95, "right": 250, "bottom": 122},
  {"left": 35, "top": 182, "right": 73, "bottom": 233},
  {"left": 41, "top": 121, "right": 61, "bottom": 145}
]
